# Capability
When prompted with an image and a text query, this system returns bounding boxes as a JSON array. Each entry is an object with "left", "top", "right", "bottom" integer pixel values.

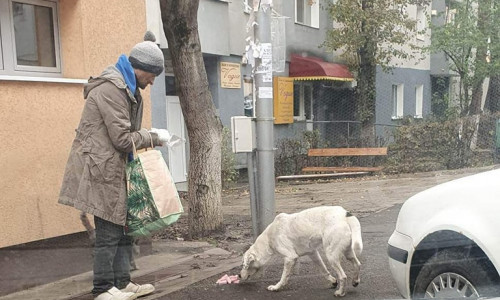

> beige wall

[{"left": 0, "top": 0, "right": 153, "bottom": 248}]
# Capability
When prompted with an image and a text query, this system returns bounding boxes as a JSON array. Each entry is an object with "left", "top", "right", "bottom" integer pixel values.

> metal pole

[
  {"left": 254, "top": 2, "right": 275, "bottom": 234},
  {"left": 246, "top": 151, "right": 259, "bottom": 240}
]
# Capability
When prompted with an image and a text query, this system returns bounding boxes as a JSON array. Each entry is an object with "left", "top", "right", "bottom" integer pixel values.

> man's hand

[
  {"left": 150, "top": 128, "right": 171, "bottom": 142},
  {"left": 150, "top": 128, "right": 184, "bottom": 148}
]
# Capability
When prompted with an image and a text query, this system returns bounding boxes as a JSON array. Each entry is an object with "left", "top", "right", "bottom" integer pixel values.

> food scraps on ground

[{"left": 216, "top": 274, "right": 240, "bottom": 285}]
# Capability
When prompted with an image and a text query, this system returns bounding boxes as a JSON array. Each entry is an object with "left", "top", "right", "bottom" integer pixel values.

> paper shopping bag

[{"left": 126, "top": 138, "right": 183, "bottom": 237}]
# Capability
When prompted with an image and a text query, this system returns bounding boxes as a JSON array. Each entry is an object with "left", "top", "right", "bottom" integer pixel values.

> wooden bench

[{"left": 302, "top": 147, "right": 388, "bottom": 174}]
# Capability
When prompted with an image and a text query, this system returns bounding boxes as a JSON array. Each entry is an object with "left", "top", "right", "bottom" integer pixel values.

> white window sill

[
  {"left": 294, "top": 22, "right": 319, "bottom": 29},
  {"left": 414, "top": 115, "right": 423, "bottom": 119},
  {"left": 391, "top": 116, "right": 403, "bottom": 120},
  {"left": 293, "top": 117, "right": 314, "bottom": 122},
  {"left": 0, "top": 75, "right": 87, "bottom": 84}
]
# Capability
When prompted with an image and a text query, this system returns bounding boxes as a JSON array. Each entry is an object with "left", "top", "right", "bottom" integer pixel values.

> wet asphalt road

[{"left": 161, "top": 204, "right": 404, "bottom": 300}]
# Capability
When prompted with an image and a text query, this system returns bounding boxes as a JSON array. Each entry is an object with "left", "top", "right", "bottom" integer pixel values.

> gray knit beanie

[{"left": 129, "top": 31, "right": 164, "bottom": 76}]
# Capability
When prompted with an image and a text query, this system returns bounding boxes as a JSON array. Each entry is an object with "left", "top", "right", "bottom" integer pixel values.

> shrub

[
  {"left": 386, "top": 114, "right": 498, "bottom": 173},
  {"left": 274, "top": 130, "right": 329, "bottom": 176}
]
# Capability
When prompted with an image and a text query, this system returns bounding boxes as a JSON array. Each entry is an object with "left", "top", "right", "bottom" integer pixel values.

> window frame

[
  {"left": 294, "top": 0, "right": 319, "bottom": 28},
  {"left": 0, "top": 0, "right": 8, "bottom": 71},
  {"left": 293, "top": 81, "right": 313, "bottom": 121},
  {"left": 446, "top": 7, "right": 457, "bottom": 24},
  {"left": 0, "top": 0, "right": 61, "bottom": 76},
  {"left": 416, "top": 5, "right": 426, "bottom": 41},
  {"left": 392, "top": 83, "right": 404, "bottom": 119},
  {"left": 243, "top": 0, "right": 251, "bottom": 14},
  {"left": 415, "top": 84, "right": 423, "bottom": 118},
  {"left": 0, "top": 22, "right": 3, "bottom": 70}
]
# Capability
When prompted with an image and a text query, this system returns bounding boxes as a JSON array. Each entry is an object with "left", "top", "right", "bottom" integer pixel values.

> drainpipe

[{"left": 254, "top": 1, "right": 275, "bottom": 234}]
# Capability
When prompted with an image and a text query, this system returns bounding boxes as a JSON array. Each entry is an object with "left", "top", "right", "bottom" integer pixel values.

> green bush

[
  {"left": 274, "top": 130, "right": 329, "bottom": 176},
  {"left": 386, "top": 114, "right": 498, "bottom": 173}
]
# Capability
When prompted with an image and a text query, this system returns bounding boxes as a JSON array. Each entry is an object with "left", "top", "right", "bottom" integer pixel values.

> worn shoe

[
  {"left": 121, "top": 281, "right": 155, "bottom": 298},
  {"left": 94, "top": 287, "right": 135, "bottom": 300}
]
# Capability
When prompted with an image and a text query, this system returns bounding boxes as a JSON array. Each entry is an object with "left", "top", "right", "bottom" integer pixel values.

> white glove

[
  {"left": 150, "top": 128, "right": 184, "bottom": 148},
  {"left": 150, "top": 128, "right": 171, "bottom": 142}
]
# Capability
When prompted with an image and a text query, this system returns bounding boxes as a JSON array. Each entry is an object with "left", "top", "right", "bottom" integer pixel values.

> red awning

[{"left": 289, "top": 54, "right": 354, "bottom": 81}]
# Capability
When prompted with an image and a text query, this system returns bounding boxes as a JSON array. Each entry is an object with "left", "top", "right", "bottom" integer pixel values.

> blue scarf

[
  {"left": 116, "top": 54, "right": 137, "bottom": 162},
  {"left": 115, "top": 54, "right": 137, "bottom": 94}
]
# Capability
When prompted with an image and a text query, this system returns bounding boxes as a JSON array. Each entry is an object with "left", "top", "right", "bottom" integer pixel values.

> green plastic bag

[{"left": 126, "top": 141, "right": 183, "bottom": 237}]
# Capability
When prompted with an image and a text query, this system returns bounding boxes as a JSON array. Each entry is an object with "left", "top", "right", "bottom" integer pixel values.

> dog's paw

[
  {"left": 334, "top": 290, "right": 346, "bottom": 297},
  {"left": 267, "top": 284, "right": 281, "bottom": 292},
  {"left": 329, "top": 276, "right": 338, "bottom": 289}
]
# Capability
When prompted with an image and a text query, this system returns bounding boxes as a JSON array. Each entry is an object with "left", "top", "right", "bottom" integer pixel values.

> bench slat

[
  {"left": 277, "top": 172, "right": 369, "bottom": 180},
  {"left": 302, "top": 166, "right": 384, "bottom": 173},
  {"left": 307, "top": 147, "right": 388, "bottom": 157}
]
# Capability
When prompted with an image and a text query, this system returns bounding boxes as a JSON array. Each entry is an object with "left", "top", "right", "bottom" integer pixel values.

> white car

[{"left": 388, "top": 168, "right": 500, "bottom": 299}]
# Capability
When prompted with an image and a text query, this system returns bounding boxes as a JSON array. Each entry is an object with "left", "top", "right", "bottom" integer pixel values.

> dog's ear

[{"left": 242, "top": 252, "right": 255, "bottom": 270}]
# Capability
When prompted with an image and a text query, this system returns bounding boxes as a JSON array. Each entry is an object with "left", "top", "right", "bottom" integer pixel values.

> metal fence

[
  {"left": 274, "top": 76, "right": 500, "bottom": 176},
  {"left": 310, "top": 121, "right": 402, "bottom": 147}
]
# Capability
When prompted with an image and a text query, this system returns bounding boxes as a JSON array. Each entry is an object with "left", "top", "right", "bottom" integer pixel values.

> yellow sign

[
  {"left": 273, "top": 77, "right": 294, "bottom": 124},
  {"left": 220, "top": 62, "right": 241, "bottom": 88}
]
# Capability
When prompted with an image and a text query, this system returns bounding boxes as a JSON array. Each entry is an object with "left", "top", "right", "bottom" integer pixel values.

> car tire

[{"left": 413, "top": 248, "right": 499, "bottom": 299}]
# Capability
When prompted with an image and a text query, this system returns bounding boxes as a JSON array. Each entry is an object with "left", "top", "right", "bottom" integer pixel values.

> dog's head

[{"left": 240, "top": 248, "right": 262, "bottom": 280}]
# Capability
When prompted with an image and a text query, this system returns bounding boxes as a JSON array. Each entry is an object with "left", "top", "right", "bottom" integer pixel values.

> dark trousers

[{"left": 92, "top": 216, "right": 133, "bottom": 295}]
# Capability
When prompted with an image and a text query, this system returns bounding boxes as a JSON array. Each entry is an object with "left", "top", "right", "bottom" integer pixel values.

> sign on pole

[{"left": 273, "top": 77, "right": 294, "bottom": 124}]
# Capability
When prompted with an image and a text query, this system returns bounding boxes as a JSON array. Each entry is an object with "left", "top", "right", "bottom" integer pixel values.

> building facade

[
  {"left": 0, "top": 0, "right": 152, "bottom": 248},
  {"left": 0, "top": 0, "right": 436, "bottom": 247},
  {"left": 148, "top": 0, "right": 434, "bottom": 176}
]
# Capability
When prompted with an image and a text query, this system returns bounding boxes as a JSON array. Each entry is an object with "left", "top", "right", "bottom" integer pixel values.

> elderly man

[{"left": 59, "top": 32, "right": 165, "bottom": 300}]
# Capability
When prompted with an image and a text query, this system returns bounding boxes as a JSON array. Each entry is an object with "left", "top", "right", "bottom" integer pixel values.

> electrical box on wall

[{"left": 231, "top": 116, "right": 255, "bottom": 153}]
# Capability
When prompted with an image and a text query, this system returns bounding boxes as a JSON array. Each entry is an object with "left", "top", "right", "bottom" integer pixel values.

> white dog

[{"left": 240, "top": 206, "right": 362, "bottom": 297}]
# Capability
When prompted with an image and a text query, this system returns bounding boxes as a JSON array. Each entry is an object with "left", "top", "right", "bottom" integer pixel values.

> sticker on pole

[
  {"left": 259, "top": 87, "right": 273, "bottom": 99},
  {"left": 258, "top": 43, "right": 273, "bottom": 82}
]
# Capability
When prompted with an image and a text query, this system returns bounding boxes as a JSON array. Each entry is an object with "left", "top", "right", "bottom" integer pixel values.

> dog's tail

[{"left": 346, "top": 211, "right": 363, "bottom": 257}]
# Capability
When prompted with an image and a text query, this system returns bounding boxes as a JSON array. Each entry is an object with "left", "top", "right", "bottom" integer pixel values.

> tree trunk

[
  {"left": 485, "top": 75, "right": 500, "bottom": 112},
  {"left": 467, "top": 0, "right": 492, "bottom": 149},
  {"left": 160, "top": 0, "right": 223, "bottom": 238},
  {"left": 357, "top": 58, "right": 376, "bottom": 146},
  {"left": 358, "top": 0, "right": 377, "bottom": 146},
  {"left": 470, "top": 82, "right": 483, "bottom": 115},
  {"left": 483, "top": 0, "right": 499, "bottom": 114},
  {"left": 469, "top": 0, "right": 491, "bottom": 115}
]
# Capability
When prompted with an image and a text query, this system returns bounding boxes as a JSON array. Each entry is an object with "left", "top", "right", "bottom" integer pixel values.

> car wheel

[{"left": 413, "top": 248, "right": 497, "bottom": 299}]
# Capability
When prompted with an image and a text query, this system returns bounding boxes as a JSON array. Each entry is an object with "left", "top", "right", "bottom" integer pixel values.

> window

[
  {"left": 0, "top": 0, "right": 61, "bottom": 76},
  {"left": 415, "top": 84, "right": 423, "bottom": 118},
  {"left": 293, "top": 82, "right": 313, "bottom": 121},
  {"left": 396, "top": 4, "right": 408, "bottom": 16},
  {"left": 165, "top": 75, "right": 177, "bottom": 96},
  {"left": 416, "top": 6, "right": 426, "bottom": 40},
  {"left": 295, "top": 0, "right": 319, "bottom": 28},
  {"left": 446, "top": 7, "right": 457, "bottom": 24},
  {"left": 243, "top": 0, "right": 251, "bottom": 14},
  {"left": 392, "top": 84, "right": 404, "bottom": 119},
  {"left": 0, "top": 23, "right": 3, "bottom": 70}
]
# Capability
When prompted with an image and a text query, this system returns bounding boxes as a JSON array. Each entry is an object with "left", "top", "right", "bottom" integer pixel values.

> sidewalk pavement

[{"left": 0, "top": 240, "right": 242, "bottom": 300}]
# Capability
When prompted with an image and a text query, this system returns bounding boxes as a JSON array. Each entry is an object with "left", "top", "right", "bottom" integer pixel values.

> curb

[{"left": 0, "top": 242, "right": 242, "bottom": 300}]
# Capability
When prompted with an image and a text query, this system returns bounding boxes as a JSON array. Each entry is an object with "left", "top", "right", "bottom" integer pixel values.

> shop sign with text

[
  {"left": 273, "top": 77, "right": 294, "bottom": 124},
  {"left": 220, "top": 62, "right": 241, "bottom": 88}
]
